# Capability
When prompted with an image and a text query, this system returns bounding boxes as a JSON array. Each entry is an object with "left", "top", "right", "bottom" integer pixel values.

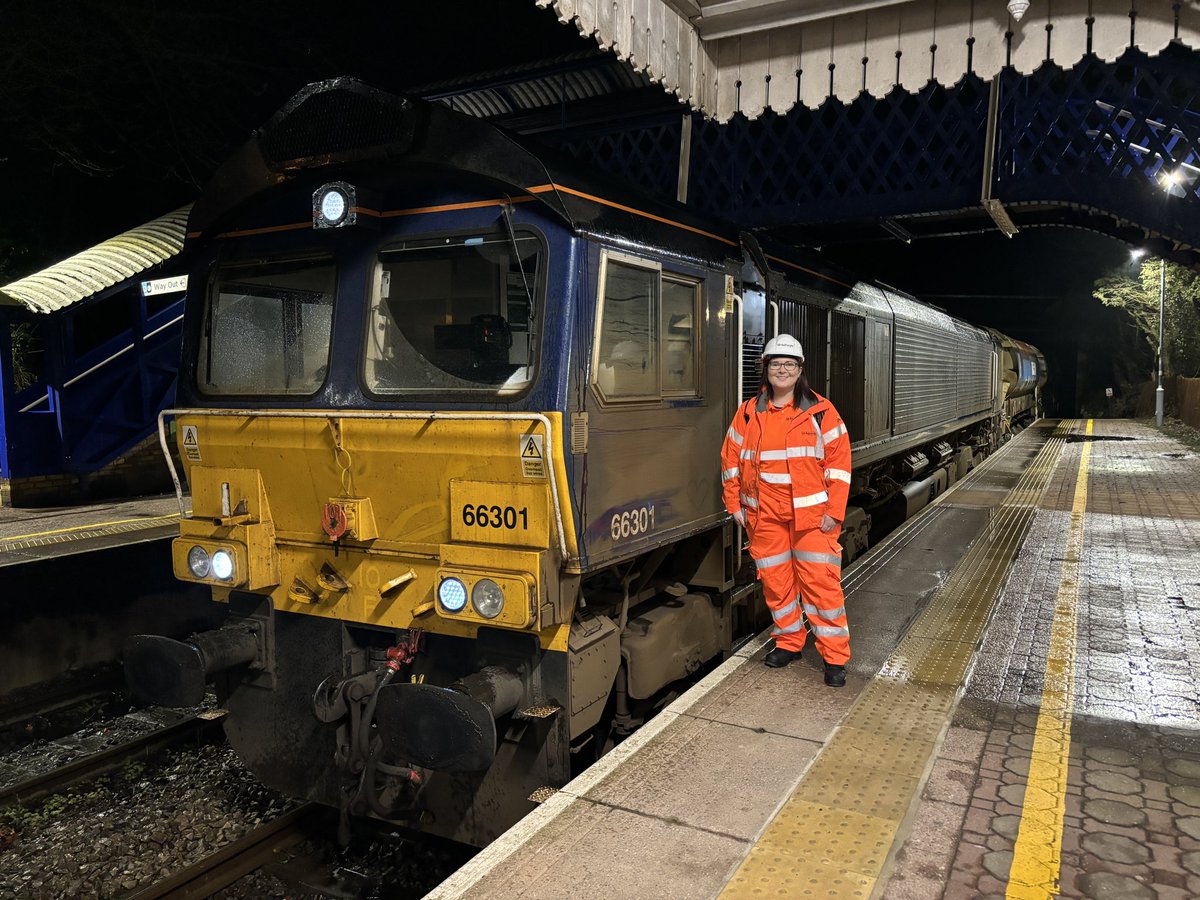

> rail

[
  {"left": 0, "top": 712, "right": 225, "bottom": 811},
  {"left": 120, "top": 803, "right": 330, "bottom": 900}
]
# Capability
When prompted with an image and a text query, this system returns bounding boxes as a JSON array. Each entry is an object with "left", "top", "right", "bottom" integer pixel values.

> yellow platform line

[
  {"left": 720, "top": 422, "right": 1073, "bottom": 899},
  {"left": 0, "top": 513, "right": 181, "bottom": 543},
  {"left": 1006, "top": 419, "right": 1091, "bottom": 898}
]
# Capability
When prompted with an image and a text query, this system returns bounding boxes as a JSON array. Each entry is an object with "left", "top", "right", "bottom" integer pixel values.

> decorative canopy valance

[{"left": 537, "top": 0, "right": 1200, "bottom": 120}]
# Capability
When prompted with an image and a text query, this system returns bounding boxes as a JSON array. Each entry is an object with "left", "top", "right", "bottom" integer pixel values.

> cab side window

[
  {"left": 594, "top": 254, "right": 701, "bottom": 402},
  {"left": 662, "top": 277, "right": 698, "bottom": 395},
  {"left": 596, "top": 259, "right": 659, "bottom": 400}
]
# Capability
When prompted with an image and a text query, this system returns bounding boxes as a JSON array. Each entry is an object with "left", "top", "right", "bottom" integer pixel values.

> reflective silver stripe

[
  {"left": 823, "top": 423, "right": 848, "bottom": 442},
  {"left": 740, "top": 449, "right": 756, "bottom": 460},
  {"left": 759, "top": 449, "right": 789, "bottom": 461},
  {"left": 794, "top": 550, "right": 841, "bottom": 566},
  {"left": 727, "top": 426, "right": 744, "bottom": 445},
  {"left": 722, "top": 467, "right": 740, "bottom": 482},
  {"left": 771, "top": 598, "right": 800, "bottom": 620},
  {"left": 740, "top": 494, "right": 759, "bottom": 509},
  {"left": 754, "top": 551, "right": 793, "bottom": 570},
  {"left": 772, "top": 620, "right": 805, "bottom": 635},
  {"left": 786, "top": 446, "right": 820, "bottom": 458},
  {"left": 811, "top": 624, "right": 850, "bottom": 638},
  {"left": 812, "top": 422, "right": 826, "bottom": 461},
  {"left": 826, "top": 468, "right": 852, "bottom": 484},
  {"left": 803, "top": 602, "right": 846, "bottom": 619},
  {"left": 760, "top": 472, "right": 792, "bottom": 484},
  {"left": 792, "top": 490, "right": 829, "bottom": 508}
]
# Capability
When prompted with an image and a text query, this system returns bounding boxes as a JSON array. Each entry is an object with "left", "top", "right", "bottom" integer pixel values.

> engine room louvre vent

[
  {"left": 258, "top": 80, "right": 416, "bottom": 170},
  {"left": 571, "top": 412, "right": 589, "bottom": 454}
]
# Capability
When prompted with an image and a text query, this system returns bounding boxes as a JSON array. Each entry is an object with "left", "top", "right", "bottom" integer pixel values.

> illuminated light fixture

[
  {"left": 1130, "top": 248, "right": 1147, "bottom": 262},
  {"left": 879, "top": 217, "right": 914, "bottom": 244},
  {"left": 210, "top": 549, "right": 235, "bottom": 581},
  {"left": 438, "top": 577, "right": 468, "bottom": 613},
  {"left": 1008, "top": 0, "right": 1030, "bottom": 22},
  {"left": 313, "top": 181, "right": 357, "bottom": 228}
]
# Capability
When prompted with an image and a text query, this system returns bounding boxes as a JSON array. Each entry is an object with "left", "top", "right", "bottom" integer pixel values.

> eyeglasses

[{"left": 766, "top": 360, "right": 800, "bottom": 372}]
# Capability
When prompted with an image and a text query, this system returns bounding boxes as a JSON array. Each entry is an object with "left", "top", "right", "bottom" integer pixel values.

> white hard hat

[{"left": 762, "top": 334, "right": 804, "bottom": 362}]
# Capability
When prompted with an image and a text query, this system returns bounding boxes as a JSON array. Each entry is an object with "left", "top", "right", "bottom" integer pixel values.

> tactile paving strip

[
  {"left": 721, "top": 422, "right": 1075, "bottom": 898},
  {"left": 0, "top": 514, "right": 181, "bottom": 557}
]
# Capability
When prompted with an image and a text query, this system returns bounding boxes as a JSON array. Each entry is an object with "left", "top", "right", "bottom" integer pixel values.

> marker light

[
  {"left": 471, "top": 579, "right": 505, "bottom": 619},
  {"left": 210, "top": 549, "right": 235, "bottom": 581},
  {"left": 438, "top": 577, "right": 468, "bottom": 613},
  {"left": 313, "top": 182, "right": 356, "bottom": 228},
  {"left": 187, "top": 546, "right": 210, "bottom": 578}
]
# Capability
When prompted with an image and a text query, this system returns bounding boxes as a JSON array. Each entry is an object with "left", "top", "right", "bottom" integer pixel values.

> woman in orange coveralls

[{"left": 720, "top": 334, "right": 852, "bottom": 687}]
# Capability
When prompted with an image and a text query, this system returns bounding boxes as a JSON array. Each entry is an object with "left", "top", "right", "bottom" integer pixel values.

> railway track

[
  {"left": 119, "top": 802, "right": 331, "bottom": 900},
  {"left": 0, "top": 710, "right": 226, "bottom": 811}
]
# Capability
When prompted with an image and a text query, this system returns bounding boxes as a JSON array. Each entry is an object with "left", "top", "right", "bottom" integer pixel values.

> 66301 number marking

[
  {"left": 462, "top": 504, "right": 528, "bottom": 530},
  {"left": 610, "top": 504, "right": 656, "bottom": 541}
]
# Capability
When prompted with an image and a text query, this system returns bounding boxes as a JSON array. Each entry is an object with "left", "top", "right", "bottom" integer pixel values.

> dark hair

[{"left": 760, "top": 357, "right": 816, "bottom": 406}]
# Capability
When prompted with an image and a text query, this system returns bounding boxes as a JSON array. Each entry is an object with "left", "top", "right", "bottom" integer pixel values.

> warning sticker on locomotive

[
  {"left": 182, "top": 425, "right": 202, "bottom": 462},
  {"left": 519, "top": 434, "right": 546, "bottom": 479}
]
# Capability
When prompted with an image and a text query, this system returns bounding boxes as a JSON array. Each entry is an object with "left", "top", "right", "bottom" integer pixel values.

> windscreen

[
  {"left": 365, "top": 231, "right": 542, "bottom": 396},
  {"left": 199, "top": 258, "right": 335, "bottom": 395}
]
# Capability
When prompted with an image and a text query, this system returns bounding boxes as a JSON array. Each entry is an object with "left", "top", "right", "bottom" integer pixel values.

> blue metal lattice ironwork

[
  {"left": 687, "top": 77, "right": 990, "bottom": 226},
  {"left": 543, "top": 116, "right": 684, "bottom": 200},
  {"left": 995, "top": 44, "right": 1200, "bottom": 243},
  {"left": 536, "top": 46, "right": 1200, "bottom": 260}
]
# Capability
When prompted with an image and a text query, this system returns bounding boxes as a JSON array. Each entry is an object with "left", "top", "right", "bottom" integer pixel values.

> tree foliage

[{"left": 1093, "top": 260, "right": 1200, "bottom": 378}]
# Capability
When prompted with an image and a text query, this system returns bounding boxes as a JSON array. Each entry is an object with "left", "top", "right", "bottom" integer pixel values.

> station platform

[
  {"left": 0, "top": 493, "right": 186, "bottom": 567},
  {"left": 428, "top": 419, "right": 1200, "bottom": 900}
]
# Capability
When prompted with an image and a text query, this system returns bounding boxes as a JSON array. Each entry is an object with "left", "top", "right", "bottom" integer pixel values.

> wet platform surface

[
  {"left": 428, "top": 419, "right": 1200, "bottom": 900},
  {"left": 0, "top": 494, "right": 185, "bottom": 567}
]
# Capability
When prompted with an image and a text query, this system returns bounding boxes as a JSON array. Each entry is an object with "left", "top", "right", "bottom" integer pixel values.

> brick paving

[{"left": 884, "top": 421, "right": 1200, "bottom": 899}]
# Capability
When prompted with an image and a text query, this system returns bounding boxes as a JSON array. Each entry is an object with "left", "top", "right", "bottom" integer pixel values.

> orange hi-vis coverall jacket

[{"left": 721, "top": 390, "right": 852, "bottom": 665}]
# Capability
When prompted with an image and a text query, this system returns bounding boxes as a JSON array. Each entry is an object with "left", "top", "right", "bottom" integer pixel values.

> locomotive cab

[{"left": 124, "top": 79, "right": 753, "bottom": 846}]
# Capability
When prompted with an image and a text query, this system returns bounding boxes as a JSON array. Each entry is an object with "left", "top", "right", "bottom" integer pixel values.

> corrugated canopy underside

[
  {"left": 537, "top": 0, "right": 1200, "bottom": 120},
  {"left": 0, "top": 205, "right": 191, "bottom": 314}
]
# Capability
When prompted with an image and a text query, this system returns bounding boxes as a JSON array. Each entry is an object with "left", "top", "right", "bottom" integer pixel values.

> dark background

[{"left": 0, "top": 0, "right": 1142, "bottom": 414}]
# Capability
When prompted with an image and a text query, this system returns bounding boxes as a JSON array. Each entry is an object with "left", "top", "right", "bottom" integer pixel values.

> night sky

[{"left": 0, "top": 0, "right": 1139, "bottom": 413}]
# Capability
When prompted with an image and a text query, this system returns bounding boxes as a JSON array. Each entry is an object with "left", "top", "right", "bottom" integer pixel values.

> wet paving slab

[{"left": 884, "top": 420, "right": 1200, "bottom": 899}]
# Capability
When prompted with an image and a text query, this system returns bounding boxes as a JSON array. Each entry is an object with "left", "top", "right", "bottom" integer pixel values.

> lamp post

[
  {"left": 1157, "top": 258, "right": 1165, "bottom": 428},
  {"left": 1132, "top": 248, "right": 1166, "bottom": 427}
]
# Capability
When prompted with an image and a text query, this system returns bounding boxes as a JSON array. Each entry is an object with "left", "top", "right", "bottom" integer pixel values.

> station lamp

[{"left": 1008, "top": 0, "right": 1030, "bottom": 21}]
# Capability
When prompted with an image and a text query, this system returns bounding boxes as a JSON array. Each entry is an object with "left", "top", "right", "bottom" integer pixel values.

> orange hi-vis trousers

[{"left": 750, "top": 511, "right": 851, "bottom": 665}]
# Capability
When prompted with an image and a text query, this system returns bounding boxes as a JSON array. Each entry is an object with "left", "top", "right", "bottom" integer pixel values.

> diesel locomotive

[{"left": 125, "top": 78, "right": 1046, "bottom": 845}]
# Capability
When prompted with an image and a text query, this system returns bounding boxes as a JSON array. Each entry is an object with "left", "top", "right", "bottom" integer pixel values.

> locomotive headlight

[
  {"left": 187, "top": 546, "right": 210, "bottom": 578},
  {"left": 313, "top": 182, "right": 357, "bottom": 228},
  {"left": 438, "top": 577, "right": 468, "bottom": 613},
  {"left": 320, "top": 190, "right": 346, "bottom": 223},
  {"left": 471, "top": 579, "right": 505, "bottom": 619},
  {"left": 210, "top": 549, "right": 235, "bottom": 581}
]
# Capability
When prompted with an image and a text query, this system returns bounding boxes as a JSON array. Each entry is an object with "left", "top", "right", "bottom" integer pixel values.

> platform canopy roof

[
  {"left": 538, "top": 0, "right": 1200, "bottom": 120},
  {"left": 0, "top": 206, "right": 191, "bottom": 315}
]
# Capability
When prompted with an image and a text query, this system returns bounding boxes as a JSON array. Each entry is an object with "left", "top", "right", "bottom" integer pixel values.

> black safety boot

[
  {"left": 824, "top": 662, "right": 847, "bottom": 687},
  {"left": 765, "top": 647, "right": 801, "bottom": 668}
]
